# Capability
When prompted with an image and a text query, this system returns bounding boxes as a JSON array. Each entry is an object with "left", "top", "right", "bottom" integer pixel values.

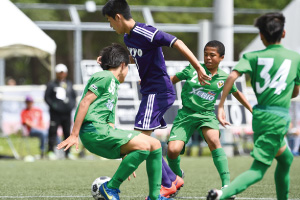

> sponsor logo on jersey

[
  {"left": 190, "top": 87, "right": 215, "bottom": 101},
  {"left": 127, "top": 133, "right": 133, "bottom": 138},
  {"left": 217, "top": 80, "right": 224, "bottom": 88},
  {"left": 105, "top": 99, "right": 115, "bottom": 111},
  {"left": 91, "top": 84, "right": 97, "bottom": 90}
]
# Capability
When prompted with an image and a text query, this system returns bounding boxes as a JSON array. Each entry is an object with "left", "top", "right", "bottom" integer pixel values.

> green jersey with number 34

[{"left": 234, "top": 44, "right": 300, "bottom": 108}]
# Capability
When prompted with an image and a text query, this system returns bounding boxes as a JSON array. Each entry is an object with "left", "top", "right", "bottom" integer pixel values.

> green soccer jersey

[
  {"left": 74, "top": 70, "right": 119, "bottom": 124},
  {"left": 234, "top": 44, "right": 300, "bottom": 109},
  {"left": 176, "top": 64, "right": 237, "bottom": 112}
]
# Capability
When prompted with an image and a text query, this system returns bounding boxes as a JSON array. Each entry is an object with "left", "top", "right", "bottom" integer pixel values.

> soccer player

[
  {"left": 57, "top": 44, "right": 171, "bottom": 200},
  {"left": 101, "top": 0, "right": 211, "bottom": 197},
  {"left": 166, "top": 40, "right": 252, "bottom": 191},
  {"left": 207, "top": 13, "right": 300, "bottom": 200}
]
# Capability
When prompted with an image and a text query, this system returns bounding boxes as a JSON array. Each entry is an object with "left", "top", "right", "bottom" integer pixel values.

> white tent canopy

[
  {"left": 0, "top": 0, "right": 56, "bottom": 58},
  {"left": 0, "top": 0, "right": 56, "bottom": 84},
  {"left": 240, "top": 0, "right": 300, "bottom": 57}
]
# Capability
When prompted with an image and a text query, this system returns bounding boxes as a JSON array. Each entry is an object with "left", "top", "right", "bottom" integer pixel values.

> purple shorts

[{"left": 134, "top": 93, "right": 176, "bottom": 131}]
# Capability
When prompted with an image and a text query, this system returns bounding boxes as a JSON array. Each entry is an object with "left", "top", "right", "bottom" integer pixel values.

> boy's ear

[
  {"left": 115, "top": 14, "right": 121, "bottom": 21},
  {"left": 282, "top": 29, "right": 286, "bottom": 39}
]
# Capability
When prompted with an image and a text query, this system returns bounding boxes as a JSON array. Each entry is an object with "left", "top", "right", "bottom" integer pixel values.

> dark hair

[
  {"left": 100, "top": 43, "right": 129, "bottom": 70},
  {"left": 102, "top": 0, "right": 132, "bottom": 20},
  {"left": 254, "top": 12, "right": 285, "bottom": 43},
  {"left": 204, "top": 40, "right": 225, "bottom": 57}
]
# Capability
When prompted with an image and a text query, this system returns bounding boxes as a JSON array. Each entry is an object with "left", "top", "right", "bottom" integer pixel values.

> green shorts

[
  {"left": 168, "top": 107, "right": 219, "bottom": 154},
  {"left": 251, "top": 105, "right": 290, "bottom": 166},
  {"left": 79, "top": 122, "right": 140, "bottom": 159}
]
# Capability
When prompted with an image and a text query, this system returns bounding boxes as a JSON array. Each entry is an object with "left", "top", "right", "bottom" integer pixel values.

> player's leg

[
  {"left": 135, "top": 93, "right": 178, "bottom": 196},
  {"left": 167, "top": 107, "right": 194, "bottom": 178},
  {"left": 202, "top": 127, "right": 230, "bottom": 187},
  {"left": 167, "top": 140, "right": 185, "bottom": 177},
  {"left": 211, "top": 159, "right": 269, "bottom": 200},
  {"left": 120, "top": 133, "right": 163, "bottom": 200},
  {"left": 274, "top": 145, "right": 293, "bottom": 200}
]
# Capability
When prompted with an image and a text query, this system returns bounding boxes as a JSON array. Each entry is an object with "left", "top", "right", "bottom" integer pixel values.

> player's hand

[
  {"left": 57, "top": 134, "right": 79, "bottom": 151},
  {"left": 96, "top": 56, "right": 102, "bottom": 65},
  {"left": 198, "top": 66, "right": 211, "bottom": 85},
  {"left": 127, "top": 171, "right": 136, "bottom": 181},
  {"left": 218, "top": 106, "right": 231, "bottom": 128}
]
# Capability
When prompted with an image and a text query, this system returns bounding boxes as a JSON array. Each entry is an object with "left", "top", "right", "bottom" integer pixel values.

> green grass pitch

[{"left": 0, "top": 156, "right": 299, "bottom": 200}]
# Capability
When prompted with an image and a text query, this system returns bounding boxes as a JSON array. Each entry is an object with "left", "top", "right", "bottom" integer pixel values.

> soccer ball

[{"left": 91, "top": 176, "right": 111, "bottom": 200}]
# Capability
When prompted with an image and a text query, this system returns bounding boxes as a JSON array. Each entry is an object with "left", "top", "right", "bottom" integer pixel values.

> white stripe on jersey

[
  {"left": 151, "top": 29, "right": 158, "bottom": 42},
  {"left": 133, "top": 26, "right": 155, "bottom": 40},
  {"left": 170, "top": 37, "right": 177, "bottom": 47},
  {"left": 143, "top": 94, "right": 155, "bottom": 129}
]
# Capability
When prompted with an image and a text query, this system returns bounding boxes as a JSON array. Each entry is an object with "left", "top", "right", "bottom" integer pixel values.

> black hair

[
  {"left": 254, "top": 12, "right": 285, "bottom": 43},
  {"left": 102, "top": 0, "right": 132, "bottom": 20},
  {"left": 100, "top": 43, "right": 129, "bottom": 70},
  {"left": 204, "top": 40, "right": 225, "bottom": 57}
]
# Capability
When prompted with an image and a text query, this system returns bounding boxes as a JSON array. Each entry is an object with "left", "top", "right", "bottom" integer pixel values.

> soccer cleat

[
  {"left": 146, "top": 194, "right": 174, "bottom": 200},
  {"left": 221, "top": 185, "right": 236, "bottom": 199},
  {"left": 206, "top": 189, "right": 222, "bottom": 200},
  {"left": 160, "top": 183, "right": 177, "bottom": 198},
  {"left": 99, "top": 181, "right": 120, "bottom": 200},
  {"left": 173, "top": 175, "right": 184, "bottom": 190}
]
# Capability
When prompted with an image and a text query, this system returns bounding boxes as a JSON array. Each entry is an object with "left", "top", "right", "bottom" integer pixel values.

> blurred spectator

[
  {"left": 6, "top": 77, "right": 16, "bottom": 85},
  {"left": 21, "top": 95, "right": 47, "bottom": 157},
  {"left": 287, "top": 122, "right": 300, "bottom": 156},
  {"left": 44, "top": 64, "right": 76, "bottom": 160}
]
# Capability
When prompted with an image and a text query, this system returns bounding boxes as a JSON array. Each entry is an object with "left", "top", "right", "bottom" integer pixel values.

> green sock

[
  {"left": 275, "top": 148, "right": 293, "bottom": 200},
  {"left": 146, "top": 148, "right": 162, "bottom": 200},
  {"left": 212, "top": 148, "right": 230, "bottom": 186},
  {"left": 107, "top": 150, "right": 150, "bottom": 189},
  {"left": 166, "top": 154, "right": 182, "bottom": 177},
  {"left": 220, "top": 160, "right": 269, "bottom": 199}
]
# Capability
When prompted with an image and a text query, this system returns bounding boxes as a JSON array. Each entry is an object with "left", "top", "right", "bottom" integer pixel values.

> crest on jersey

[{"left": 217, "top": 80, "right": 224, "bottom": 88}]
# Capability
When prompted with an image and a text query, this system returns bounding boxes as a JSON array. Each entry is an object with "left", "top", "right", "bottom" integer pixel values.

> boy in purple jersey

[{"left": 101, "top": 0, "right": 211, "bottom": 198}]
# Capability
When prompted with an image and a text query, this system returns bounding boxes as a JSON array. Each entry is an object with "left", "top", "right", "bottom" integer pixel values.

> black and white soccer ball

[{"left": 91, "top": 176, "right": 111, "bottom": 200}]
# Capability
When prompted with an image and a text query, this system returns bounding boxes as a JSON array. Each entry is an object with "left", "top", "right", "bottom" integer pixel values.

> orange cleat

[
  {"left": 160, "top": 183, "right": 177, "bottom": 198},
  {"left": 173, "top": 175, "right": 184, "bottom": 190}
]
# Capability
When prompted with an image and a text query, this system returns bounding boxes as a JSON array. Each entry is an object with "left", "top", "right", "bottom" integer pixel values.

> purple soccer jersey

[{"left": 124, "top": 22, "right": 177, "bottom": 94}]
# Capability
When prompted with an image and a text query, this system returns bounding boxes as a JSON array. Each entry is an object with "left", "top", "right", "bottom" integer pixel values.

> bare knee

[
  {"left": 167, "top": 141, "right": 183, "bottom": 159},
  {"left": 207, "top": 137, "right": 221, "bottom": 151}
]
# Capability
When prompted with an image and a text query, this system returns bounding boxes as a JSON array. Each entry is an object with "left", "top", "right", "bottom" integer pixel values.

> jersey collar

[
  {"left": 201, "top": 63, "right": 220, "bottom": 77},
  {"left": 127, "top": 22, "right": 138, "bottom": 38}
]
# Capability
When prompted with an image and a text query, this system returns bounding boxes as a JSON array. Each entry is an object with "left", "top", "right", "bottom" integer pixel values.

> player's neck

[
  {"left": 124, "top": 19, "right": 136, "bottom": 35},
  {"left": 207, "top": 68, "right": 218, "bottom": 76}
]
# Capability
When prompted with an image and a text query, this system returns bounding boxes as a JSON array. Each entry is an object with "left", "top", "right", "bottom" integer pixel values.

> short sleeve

[
  {"left": 152, "top": 30, "right": 177, "bottom": 47},
  {"left": 176, "top": 64, "right": 193, "bottom": 81},
  {"left": 234, "top": 54, "right": 253, "bottom": 75},
  {"left": 88, "top": 76, "right": 111, "bottom": 97}
]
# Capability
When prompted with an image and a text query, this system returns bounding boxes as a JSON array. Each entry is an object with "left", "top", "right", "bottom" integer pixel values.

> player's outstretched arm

[
  {"left": 57, "top": 91, "right": 97, "bottom": 151},
  {"left": 218, "top": 70, "right": 240, "bottom": 127},
  {"left": 232, "top": 90, "right": 253, "bottom": 113},
  {"left": 173, "top": 39, "right": 211, "bottom": 85},
  {"left": 170, "top": 75, "right": 180, "bottom": 84}
]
